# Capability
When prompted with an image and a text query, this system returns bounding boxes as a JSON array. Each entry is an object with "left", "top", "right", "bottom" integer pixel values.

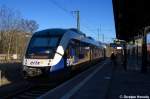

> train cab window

[
  {"left": 31, "top": 37, "right": 59, "bottom": 48},
  {"left": 48, "top": 37, "right": 59, "bottom": 47},
  {"left": 32, "top": 37, "right": 49, "bottom": 47},
  {"left": 26, "top": 36, "right": 60, "bottom": 59}
]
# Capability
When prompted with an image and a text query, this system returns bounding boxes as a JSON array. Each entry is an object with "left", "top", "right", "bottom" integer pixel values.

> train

[{"left": 23, "top": 28, "right": 106, "bottom": 76}]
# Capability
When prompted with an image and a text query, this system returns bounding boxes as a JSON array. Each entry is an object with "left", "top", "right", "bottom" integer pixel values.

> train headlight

[
  {"left": 23, "top": 59, "right": 27, "bottom": 65},
  {"left": 23, "top": 65, "right": 28, "bottom": 71},
  {"left": 48, "top": 59, "right": 51, "bottom": 66}
]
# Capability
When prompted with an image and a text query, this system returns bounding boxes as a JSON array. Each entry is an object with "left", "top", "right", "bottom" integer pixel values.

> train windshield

[
  {"left": 31, "top": 37, "right": 59, "bottom": 48},
  {"left": 26, "top": 36, "right": 60, "bottom": 59}
]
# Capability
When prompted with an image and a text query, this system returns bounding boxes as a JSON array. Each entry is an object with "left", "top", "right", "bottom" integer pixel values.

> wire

[
  {"left": 49, "top": 0, "right": 74, "bottom": 17},
  {"left": 49, "top": 0, "right": 98, "bottom": 37}
]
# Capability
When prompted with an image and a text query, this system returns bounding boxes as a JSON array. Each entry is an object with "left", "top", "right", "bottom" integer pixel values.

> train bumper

[{"left": 23, "top": 65, "right": 51, "bottom": 76}]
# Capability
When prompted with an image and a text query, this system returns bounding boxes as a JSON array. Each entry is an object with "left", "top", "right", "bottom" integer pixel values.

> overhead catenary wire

[
  {"left": 49, "top": 0, "right": 114, "bottom": 43},
  {"left": 49, "top": 0, "right": 74, "bottom": 17},
  {"left": 49, "top": 0, "right": 97, "bottom": 36}
]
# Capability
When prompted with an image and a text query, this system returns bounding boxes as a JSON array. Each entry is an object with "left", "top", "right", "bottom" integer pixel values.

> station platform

[{"left": 39, "top": 57, "right": 150, "bottom": 99}]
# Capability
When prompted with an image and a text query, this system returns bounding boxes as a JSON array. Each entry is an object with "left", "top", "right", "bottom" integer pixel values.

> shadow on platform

[{"left": 106, "top": 55, "right": 150, "bottom": 99}]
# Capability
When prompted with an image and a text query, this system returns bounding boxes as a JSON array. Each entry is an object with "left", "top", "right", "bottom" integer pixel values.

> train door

[{"left": 64, "top": 39, "right": 77, "bottom": 67}]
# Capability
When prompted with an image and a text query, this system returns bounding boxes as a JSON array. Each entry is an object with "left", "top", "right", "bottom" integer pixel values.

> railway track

[
  {"left": 3, "top": 60, "right": 104, "bottom": 99},
  {"left": 5, "top": 75, "right": 64, "bottom": 99},
  {"left": 3, "top": 66, "right": 77, "bottom": 99},
  {"left": 11, "top": 83, "right": 58, "bottom": 99},
  {"left": 4, "top": 70, "right": 80, "bottom": 99}
]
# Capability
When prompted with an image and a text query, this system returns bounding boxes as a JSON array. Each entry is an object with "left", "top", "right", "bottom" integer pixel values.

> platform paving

[{"left": 39, "top": 57, "right": 150, "bottom": 99}]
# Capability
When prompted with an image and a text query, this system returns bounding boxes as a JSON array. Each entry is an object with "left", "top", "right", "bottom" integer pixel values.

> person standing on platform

[
  {"left": 110, "top": 52, "right": 117, "bottom": 69},
  {"left": 123, "top": 48, "right": 127, "bottom": 71}
]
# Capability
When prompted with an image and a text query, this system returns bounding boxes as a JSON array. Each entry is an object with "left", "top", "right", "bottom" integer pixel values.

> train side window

[
  {"left": 66, "top": 48, "right": 70, "bottom": 58},
  {"left": 79, "top": 53, "right": 84, "bottom": 59}
]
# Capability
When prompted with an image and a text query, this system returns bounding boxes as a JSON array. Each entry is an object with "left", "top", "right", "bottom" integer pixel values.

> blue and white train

[{"left": 23, "top": 28, "right": 105, "bottom": 76}]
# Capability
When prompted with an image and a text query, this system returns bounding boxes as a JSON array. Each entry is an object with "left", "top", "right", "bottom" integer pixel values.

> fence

[{"left": 0, "top": 54, "right": 21, "bottom": 63}]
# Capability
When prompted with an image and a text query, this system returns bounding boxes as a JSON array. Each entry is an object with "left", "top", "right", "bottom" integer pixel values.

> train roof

[
  {"left": 69, "top": 28, "right": 86, "bottom": 37},
  {"left": 33, "top": 28, "right": 86, "bottom": 37},
  {"left": 33, "top": 28, "right": 67, "bottom": 36},
  {"left": 33, "top": 28, "right": 103, "bottom": 48},
  {"left": 82, "top": 37, "right": 101, "bottom": 47}
]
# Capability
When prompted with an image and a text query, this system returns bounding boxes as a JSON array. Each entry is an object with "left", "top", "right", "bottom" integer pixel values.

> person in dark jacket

[{"left": 110, "top": 52, "right": 117, "bottom": 67}]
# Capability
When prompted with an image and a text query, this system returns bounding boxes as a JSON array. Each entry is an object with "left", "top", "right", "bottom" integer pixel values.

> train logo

[{"left": 30, "top": 61, "right": 40, "bottom": 65}]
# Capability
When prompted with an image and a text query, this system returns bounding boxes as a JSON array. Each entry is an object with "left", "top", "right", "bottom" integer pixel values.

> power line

[
  {"left": 49, "top": 0, "right": 73, "bottom": 17},
  {"left": 49, "top": 0, "right": 97, "bottom": 37},
  {"left": 49, "top": 0, "right": 114, "bottom": 42}
]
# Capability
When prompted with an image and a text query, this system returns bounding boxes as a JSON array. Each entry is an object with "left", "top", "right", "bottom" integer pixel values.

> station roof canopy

[{"left": 112, "top": 0, "right": 150, "bottom": 41}]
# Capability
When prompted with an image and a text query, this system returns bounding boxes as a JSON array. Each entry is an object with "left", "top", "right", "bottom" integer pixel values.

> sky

[{"left": 0, "top": 0, "right": 116, "bottom": 43}]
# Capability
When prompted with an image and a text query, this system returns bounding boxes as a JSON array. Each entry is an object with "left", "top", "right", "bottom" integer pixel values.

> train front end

[{"left": 23, "top": 29, "right": 65, "bottom": 76}]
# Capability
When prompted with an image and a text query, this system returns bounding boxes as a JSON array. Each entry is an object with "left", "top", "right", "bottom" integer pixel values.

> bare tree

[
  {"left": 0, "top": 5, "right": 39, "bottom": 61},
  {"left": 19, "top": 19, "right": 39, "bottom": 33}
]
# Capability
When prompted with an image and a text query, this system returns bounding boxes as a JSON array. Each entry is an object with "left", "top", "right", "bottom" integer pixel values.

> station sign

[
  {"left": 110, "top": 43, "right": 125, "bottom": 49},
  {"left": 110, "top": 43, "right": 117, "bottom": 48}
]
